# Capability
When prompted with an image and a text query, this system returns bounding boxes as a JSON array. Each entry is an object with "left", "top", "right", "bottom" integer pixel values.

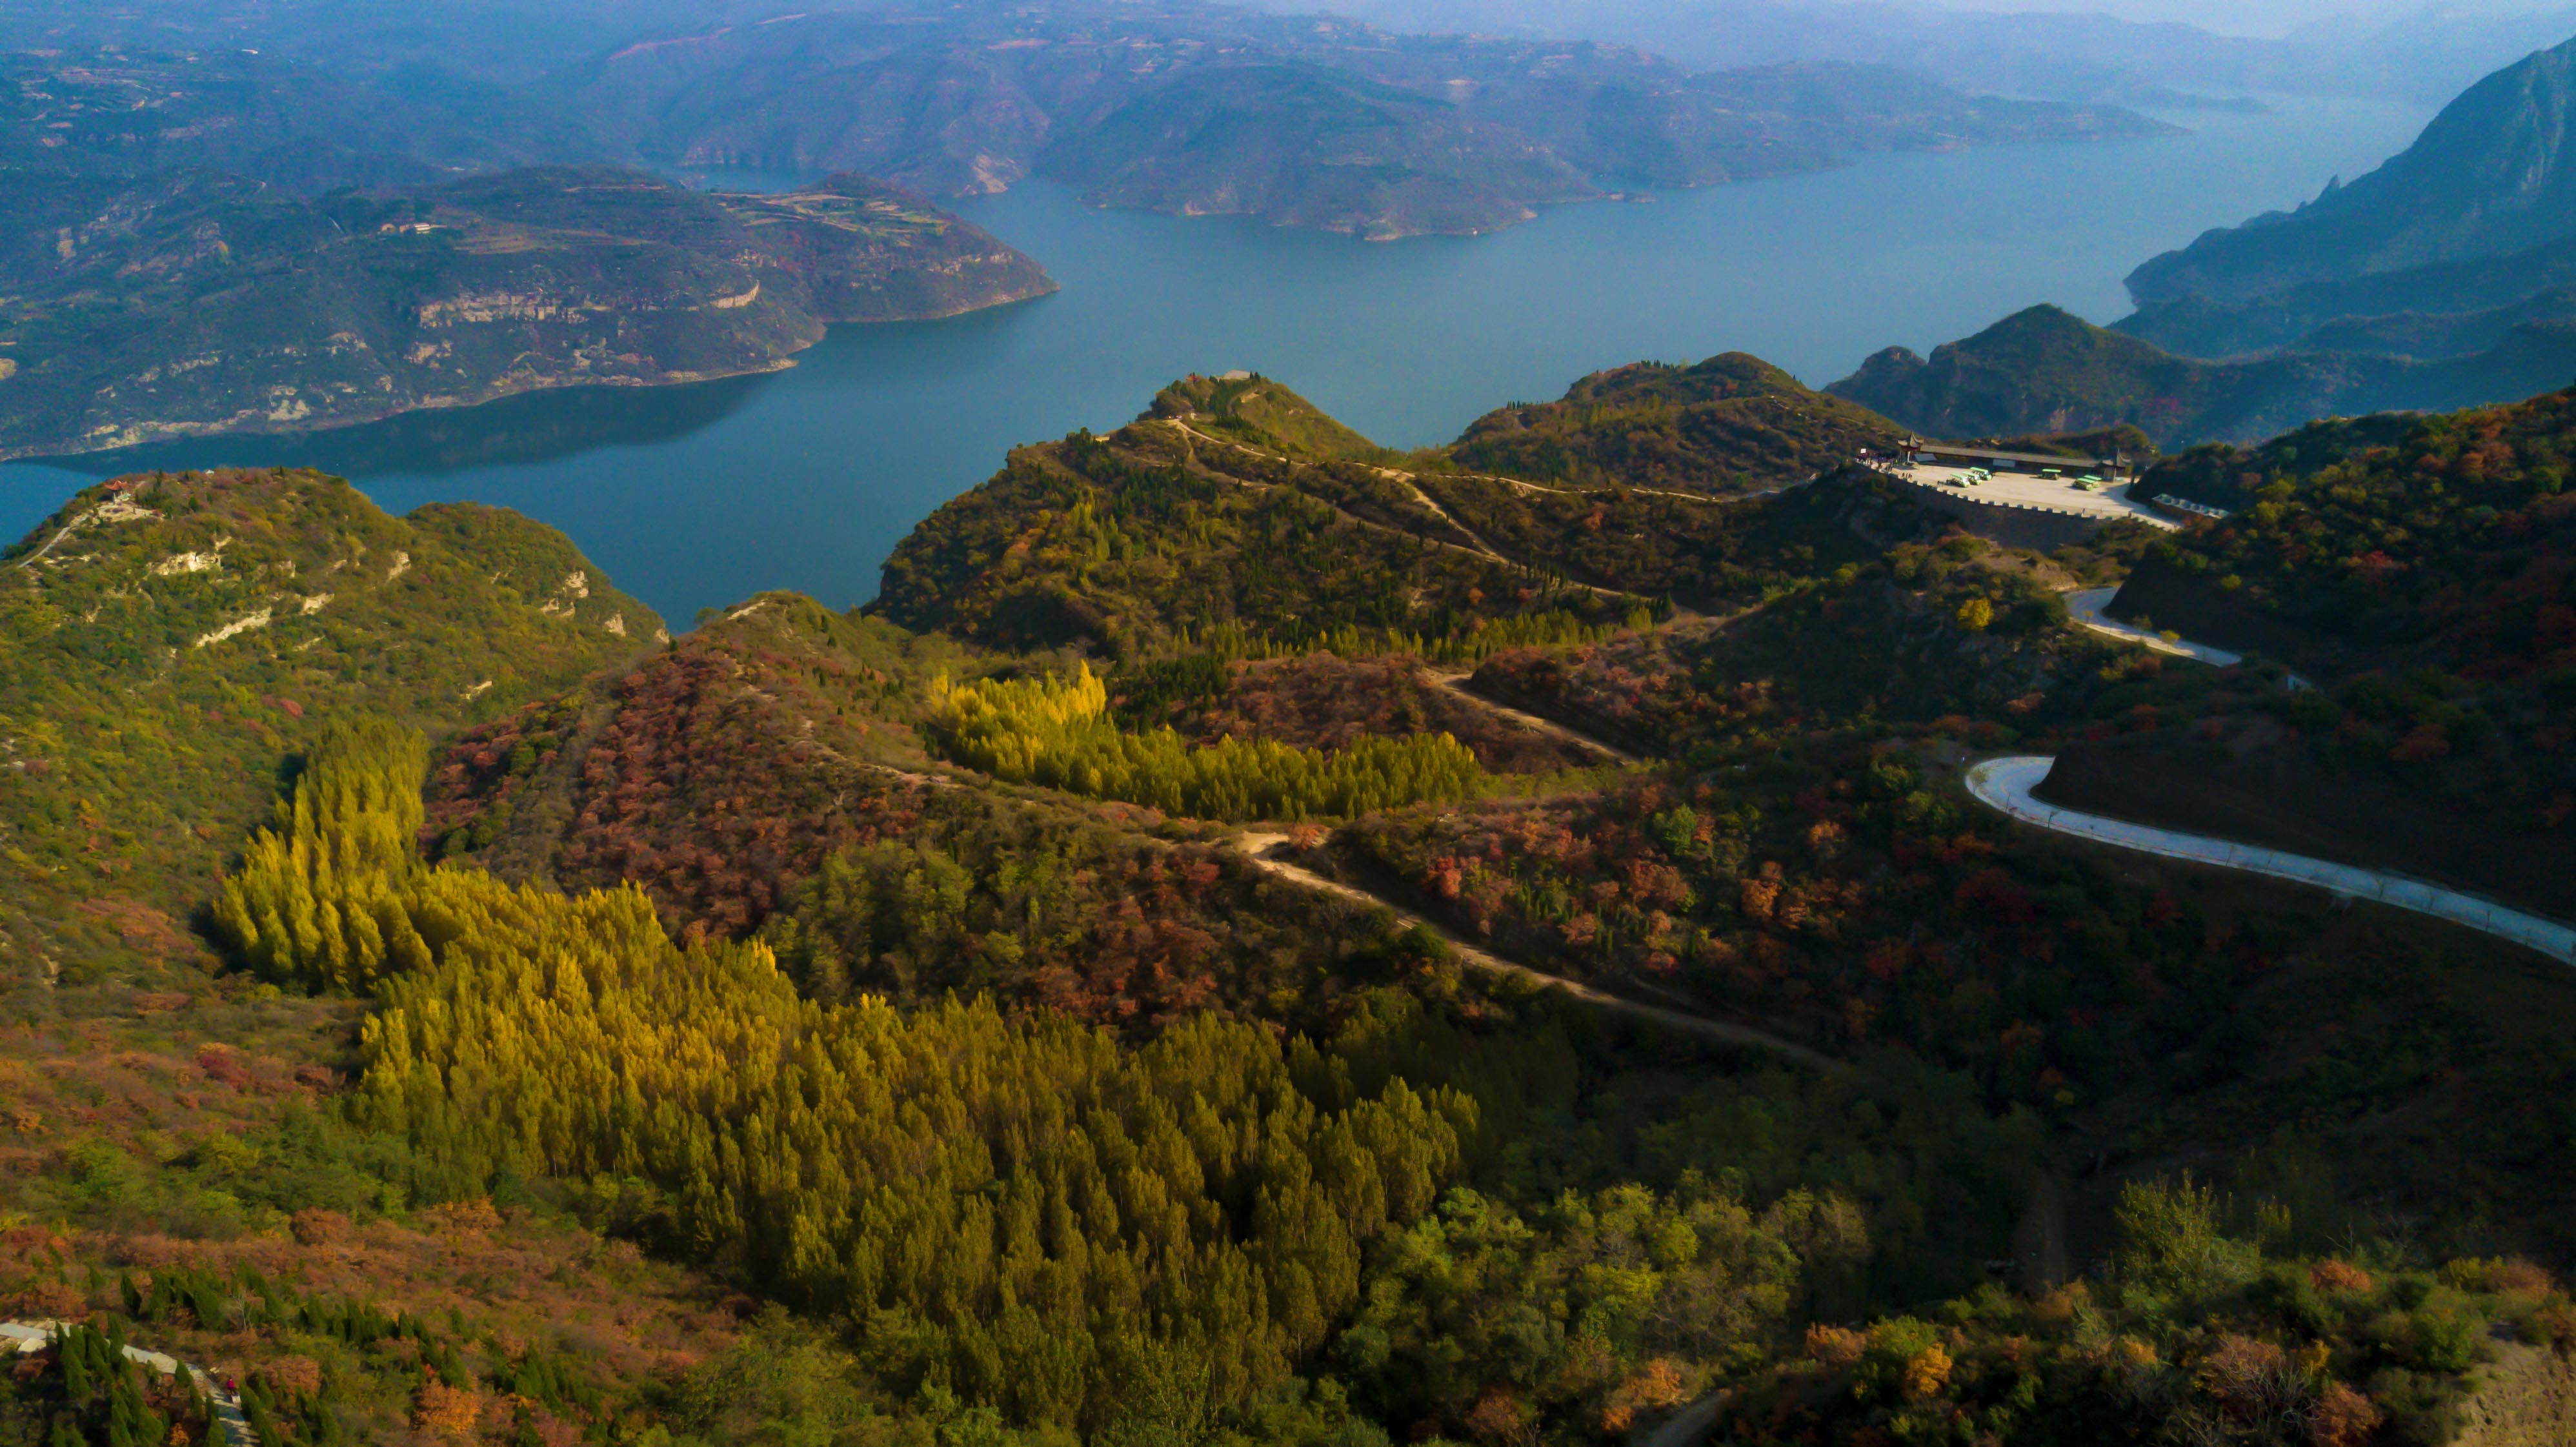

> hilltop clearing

[{"left": 1440, "top": 352, "right": 1904, "bottom": 494}]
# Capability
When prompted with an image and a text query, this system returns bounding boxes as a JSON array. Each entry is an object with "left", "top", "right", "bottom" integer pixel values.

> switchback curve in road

[
  {"left": 1967, "top": 756, "right": 2576, "bottom": 966},
  {"left": 2063, "top": 587, "right": 2243, "bottom": 667}
]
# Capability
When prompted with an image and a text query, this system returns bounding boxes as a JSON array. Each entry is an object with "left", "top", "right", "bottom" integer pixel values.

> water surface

[{"left": 1, "top": 94, "right": 2432, "bottom": 623}]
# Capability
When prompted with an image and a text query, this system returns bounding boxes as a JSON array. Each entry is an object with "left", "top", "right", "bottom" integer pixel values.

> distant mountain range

[
  {"left": 551, "top": 6, "right": 2169, "bottom": 239},
  {"left": 2111, "top": 31, "right": 2576, "bottom": 386},
  {"left": 2107, "top": 28, "right": 2576, "bottom": 436},
  {"left": 2128, "top": 34, "right": 2576, "bottom": 310},
  {"left": 1264, "top": 0, "right": 2576, "bottom": 109},
  {"left": 17, "top": 0, "right": 2573, "bottom": 112},
  {"left": 0, "top": 0, "right": 2186, "bottom": 458},
  {"left": 0, "top": 5, "right": 2171, "bottom": 241},
  {"left": 1827, "top": 303, "right": 2576, "bottom": 447},
  {"left": 1838, "top": 30, "right": 2576, "bottom": 449}
]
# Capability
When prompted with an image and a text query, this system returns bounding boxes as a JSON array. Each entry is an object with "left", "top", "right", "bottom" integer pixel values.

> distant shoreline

[{"left": 0, "top": 279, "right": 1059, "bottom": 469}]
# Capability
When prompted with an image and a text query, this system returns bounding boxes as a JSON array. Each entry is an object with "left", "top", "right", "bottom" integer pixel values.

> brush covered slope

[
  {"left": 0, "top": 166, "right": 1053, "bottom": 460},
  {"left": 870, "top": 369, "right": 1911, "bottom": 652},
  {"left": 2038, "top": 389, "right": 2576, "bottom": 914},
  {"left": 0, "top": 467, "right": 655, "bottom": 978},
  {"left": 874, "top": 374, "right": 1642, "bottom": 654},
  {"left": 1440, "top": 352, "right": 1905, "bottom": 494},
  {"left": 10, "top": 378, "right": 2576, "bottom": 1447},
  {"left": 1829, "top": 303, "right": 2576, "bottom": 448}
]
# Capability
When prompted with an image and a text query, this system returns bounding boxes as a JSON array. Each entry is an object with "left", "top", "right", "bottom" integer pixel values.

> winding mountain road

[
  {"left": 3, "top": 1320, "right": 257, "bottom": 1444},
  {"left": 2062, "top": 587, "right": 2242, "bottom": 666},
  {"left": 1967, "top": 756, "right": 2576, "bottom": 966}
]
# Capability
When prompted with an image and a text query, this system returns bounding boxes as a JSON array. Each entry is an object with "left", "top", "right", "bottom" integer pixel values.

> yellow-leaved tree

[
  {"left": 211, "top": 717, "right": 435, "bottom": 991},
  {"left": 931, "top": 663, "right": 1483, "bottom": 820},
  {"left": 205, "top": 716, "right": 1489, "bottom": 1433}
]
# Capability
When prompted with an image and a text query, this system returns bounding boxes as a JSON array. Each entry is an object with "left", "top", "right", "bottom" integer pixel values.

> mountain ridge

[
  {"left": 2128, "top": 32, "right": 2576, "bottom": 309},
  {"left": 1831, "top": 302, "right": 2576, "bottom": 447},
  {"left": 558, "top": 10, "right": 2175, "bottom": 239}
]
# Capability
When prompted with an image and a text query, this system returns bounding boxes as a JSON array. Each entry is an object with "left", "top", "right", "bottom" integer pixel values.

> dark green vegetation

[
  {"left": 1828, "top": 303, "right": 2576, "bottom": 448},
  {"left": 0, "top": 158, "right": 1052, "bottom": 460},
  {"left": 6, "top": 368, "right": 2575, "bottom": 1447},
  {"left": 1727, "top": 1184, "right": 2575, "bottom": 1445}
]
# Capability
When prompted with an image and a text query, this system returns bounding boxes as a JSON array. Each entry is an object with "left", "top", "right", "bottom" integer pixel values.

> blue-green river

[{"left": 1, "top": 94, "right": 2431, "bottom": 623}]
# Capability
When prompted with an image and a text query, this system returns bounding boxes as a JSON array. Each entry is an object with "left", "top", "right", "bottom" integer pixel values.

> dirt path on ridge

[{"left": 1235, "top": 833, "right": 1848, "bottom": 1074}]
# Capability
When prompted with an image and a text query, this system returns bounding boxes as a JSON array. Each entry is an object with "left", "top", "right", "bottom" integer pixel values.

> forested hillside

[
  {"left": 6, "top": 374, "right": 2575, "bottom": 1447},
  {"left": 874, "top": 369, "right": 1919, "bottom": 654},
  {"left": 873, "top": 381, "right": 1637, "bottom": 654}
]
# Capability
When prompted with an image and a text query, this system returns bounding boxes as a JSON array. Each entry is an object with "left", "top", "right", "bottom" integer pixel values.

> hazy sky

[{"left": 1927, "top": 0, "right": 2546, "bottom": 39}]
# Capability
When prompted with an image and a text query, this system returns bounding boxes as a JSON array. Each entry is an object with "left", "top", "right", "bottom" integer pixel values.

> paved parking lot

[{"left": 1889, "top": 463, "right": 2177, "bottom": 528}]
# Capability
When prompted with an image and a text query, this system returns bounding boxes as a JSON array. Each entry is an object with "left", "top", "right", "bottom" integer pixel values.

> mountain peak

[{"left": 2128, "top": 33, "right": 2576, "bottom": 306}]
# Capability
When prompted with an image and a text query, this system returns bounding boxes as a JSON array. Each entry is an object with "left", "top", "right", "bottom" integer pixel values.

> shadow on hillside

[{"left": 31, "top": 370, "right": 774, "bottom": 481}]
